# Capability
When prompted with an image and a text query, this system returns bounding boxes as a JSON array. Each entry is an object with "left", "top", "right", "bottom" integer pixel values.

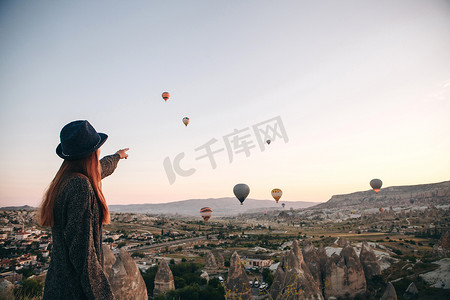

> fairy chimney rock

[
  {"left": 302, "top": 240, "right": 321, "bottom": 284},
  {"left": 102, "top": 246, "right": 148, "bottom": 300},
  {"left": 154, "top": 259, "right": 175, "bottom": 296},
  {"left": 204, "top": 250, "right": 218, "bottom": 271},
  {"left": 270, "top": 240, "right": 324, "bottom": 300},
  {"left": 381, "top": 282, "right": 397, "bottom": 300},
  {"left": 336, "top": 237, "right": 349, "bottom": 248},
  {"left": 226, "top": 251, "right": 252, "bottom": 300},
  {"left": 433, "top": 231, "right": 450, "bottom": 258},
  {"left": 403, "top": 282, "right": 418, "bottom": 300},
  {"left": 323, "top": 244, "right": 366, "bottom": 299},
  {"left": 359, "top": 241, "right": 381, "bottom": 280},
  {"left": 213, "top": 250, "right": 225, "bottom": 268}
]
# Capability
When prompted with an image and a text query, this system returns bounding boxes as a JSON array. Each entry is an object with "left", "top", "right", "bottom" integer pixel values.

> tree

[
  {"left": 154, "top": 294, "right": 167, "bottom": 300},
  {"left": 262, "top": 268, "right": 274, "bottom": 287},
  {"left": 14, "top": 278, "right": 43, "bottom": 299},
  {"left": 18, "top": 267, "right": 35, "bottom": 279},
  {"left": 131, "top": 252, "right": 145, "bottom": 258}
]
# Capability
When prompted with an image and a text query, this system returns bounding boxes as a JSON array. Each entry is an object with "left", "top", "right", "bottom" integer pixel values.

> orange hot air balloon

[
  {"left": 271, "top": 188, "right": 282, "bottom": 203},
  {"left": 370, "top": 179, "right": 382, "bottom": 193},
  {"left": 182, "top": 117, "right": 190, "bottom": 126},
  {"left": 200, "top": 207, "right": 213, "bottom": 223},
  {"left": 162, "top": 92, "right": 170, "bottom": 101}
]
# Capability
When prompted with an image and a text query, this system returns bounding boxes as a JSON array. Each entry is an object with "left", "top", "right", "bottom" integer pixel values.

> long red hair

[{"left": 39, "top": 150, "right": 110, "bottom": 226}]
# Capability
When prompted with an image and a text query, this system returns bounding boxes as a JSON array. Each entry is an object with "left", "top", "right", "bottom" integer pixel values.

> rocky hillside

[{"left": 311, "top": 181, "right": 450, "bottom": 210}]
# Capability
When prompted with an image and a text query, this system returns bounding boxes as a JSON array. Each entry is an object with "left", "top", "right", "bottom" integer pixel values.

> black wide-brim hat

[{"left": 56, "top": 120, "right": 108, "bottom": 160}]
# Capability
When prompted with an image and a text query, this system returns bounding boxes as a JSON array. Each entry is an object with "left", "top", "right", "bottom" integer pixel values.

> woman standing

[{"left": 39, "top": 120, "right": 129, "bottom": 299}]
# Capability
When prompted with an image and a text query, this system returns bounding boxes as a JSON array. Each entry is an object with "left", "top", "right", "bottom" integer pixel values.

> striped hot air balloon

[
  {"left": 271, "top": 188, "right": 282, "bottom": 203},
  {"left": 200, "top": 207, "right": 213, "bottom": 223},
  {"left": 183, "top": 117, "right": 190, "bottom": 126}
]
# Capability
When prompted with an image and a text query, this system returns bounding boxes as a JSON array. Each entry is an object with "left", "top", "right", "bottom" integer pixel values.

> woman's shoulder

[
  {"left": 57, "top": 174, "right": 96, "bottom": 212},
  {"left": 60, "top": 174, "right": 94, "bottom": 194}
]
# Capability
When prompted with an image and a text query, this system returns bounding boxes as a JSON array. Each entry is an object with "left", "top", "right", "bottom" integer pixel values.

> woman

[{"left": 39, "top": 120, "right": 129, "bottom": 299}]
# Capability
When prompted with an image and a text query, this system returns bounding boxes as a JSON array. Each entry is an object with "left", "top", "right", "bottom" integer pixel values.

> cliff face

[
  {"left": 270, "top": 240, "right": 323, "bottom": 300},
  {"left": 102, "top": 246, "right": 148, "bottom": 300},
  {"left": 226, "top": 251, "right": 252, "bottom": 300},
  {"left": 359, "top": 242, "right": 381, "bottom": 280},
  {"left": 323, "top": 244, "right": 366, "bottom": 299},
  {"left": 153, "top": 259, "right": 175, "bottom": 296},
  {"left": 313, "top": 181, "right": 450, "bottom": 210}
]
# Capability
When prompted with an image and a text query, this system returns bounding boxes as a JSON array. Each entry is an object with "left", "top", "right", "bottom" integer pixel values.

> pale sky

[{"left": 1, "top": 1, "right": 449, "bottom": 207}]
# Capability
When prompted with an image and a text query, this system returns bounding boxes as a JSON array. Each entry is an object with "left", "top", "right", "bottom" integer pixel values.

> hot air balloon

[
  {"left": 379, "top": 207, "right": 384, "bottom": 213},
  {"left": 162, "top": 92, "right": 170, "bottom": 101},
  {"left": 182, "top": 117, "right": 190, "bottom": 126},
  {"left": 264, "top": 210, "right": 267, "bottom": 215},
  {"left": 370, "top": 179, "right": 382, "bottom": 193},
  {"left": 410, "top": 198, "right": 415, "bottom": 204},
  {"left": 233, "top": 183, "right": 250, "bottom": 205},
  {"left": 200, "top": 207, "right": 213, "bottom": 223},
  {"left": 266, "top": 139, "right": 271, "bottom": 145},
  {"left": 282, "top": 203, "right": 285, "bottom": 209},
  {"left": 271, "top": 189, "right": 282, "bottom": 203}
]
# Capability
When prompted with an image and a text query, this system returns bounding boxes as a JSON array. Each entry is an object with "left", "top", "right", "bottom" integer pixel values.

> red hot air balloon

[{"left": 162, "top": 92, "right": 170, "bottom": 101}]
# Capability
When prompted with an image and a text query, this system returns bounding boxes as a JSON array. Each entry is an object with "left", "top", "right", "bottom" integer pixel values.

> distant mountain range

[
  {"left": 0, "top": 205, "right": 36, "bottom": 211},
  {"left": 310, "top": 180, "right": 450, "bottom": 210},
  {"left": 3, "top": 181, "right": 449, "bottom": 215},
  {"left": 108, "top": 198, "right": 318, "bottom": 216}
]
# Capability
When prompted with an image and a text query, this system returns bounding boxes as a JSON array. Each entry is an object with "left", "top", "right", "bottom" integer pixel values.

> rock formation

[
  {"left": 0, "top": 280, "right": 14, "bottom": 299},
  {"left": 359, "top": 241, "right": 381, "bottom": 280},
  {"left": 102, "top": 246, "right": 148, "bottom": 300},
  {"left": 213, "top": 249, "right": 225, "bottom": 268},
  {"left": 204, "top": 250, "right": 218, "bottom": 272},
  {"left": 153, "top": 259, "right": 175, "bottom": 297},
  {"left": 200, "top": 270, "right": 210, "bottom": 283},
  {"left": 403, "top": 282, "right": 418, "bottom": 300},
  {"left": 335, "top": 237, "right": 348, "bottom": 248},
  {"left": 317, "top": 244, "right": 328, "bottom": 273},
  {"left": 302, "top": 240, "right": 322, "bottom": 286},
  {"left": 323, "top": 244, "right": 366, "bottom": 299},
  {"left": 380, "top": 282, "right": 397, "bottom": 300},
  {"left": 313, "top": 181, "right": 450, "bottom": 209},
  {"left": 433, "top": 231, "right": 450, "bottom": 258},
  {"left": 270, "top": 240, "right": 323, "bottom": 300},
  {"left": 226, "top": 251, "right": 252, "bottom": 300}
]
